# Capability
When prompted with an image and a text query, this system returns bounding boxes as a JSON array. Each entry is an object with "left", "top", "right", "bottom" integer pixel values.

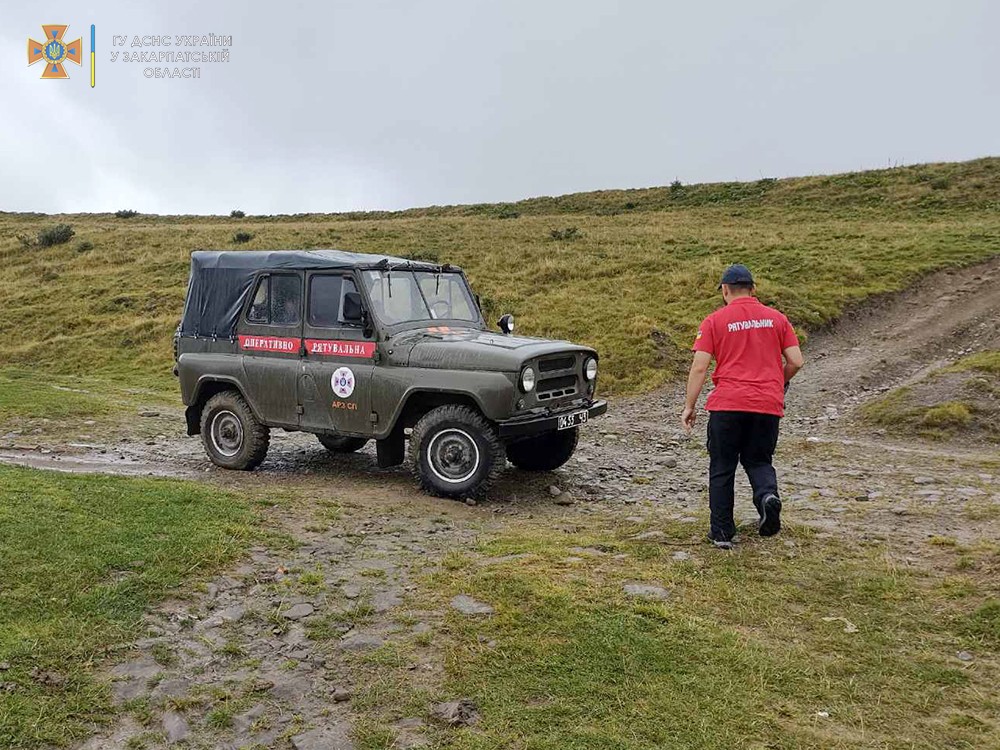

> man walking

[{"left": 680, "top": 264, "right": 804, "bottom": 549}]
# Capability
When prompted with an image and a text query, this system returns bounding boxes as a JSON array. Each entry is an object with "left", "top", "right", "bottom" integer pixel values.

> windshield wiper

[{"left": 412, "top": 271, "right": 434, "bottom": 317}]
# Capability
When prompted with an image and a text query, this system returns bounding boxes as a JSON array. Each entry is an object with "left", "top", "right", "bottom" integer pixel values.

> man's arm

[
  {"left": 680, "top": 350, "right": 713, "bottom": 433},
  {"left": 783, "top": 345, "right": 804, "bottom": 384}
]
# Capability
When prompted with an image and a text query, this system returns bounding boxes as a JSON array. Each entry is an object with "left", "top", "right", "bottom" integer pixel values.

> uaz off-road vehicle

[{"left": 174, "top": 250, "right": 607, "bottom": 498}]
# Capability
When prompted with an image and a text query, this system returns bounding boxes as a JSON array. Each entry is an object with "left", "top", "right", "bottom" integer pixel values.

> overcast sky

[{"left": 1, "top": 1, "right": 997, "bottom": 214}]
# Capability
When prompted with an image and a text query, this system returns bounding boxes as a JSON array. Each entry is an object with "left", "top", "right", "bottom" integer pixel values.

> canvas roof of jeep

[{"left": 178, "top": 249, "right": 455, "bottom": 339}]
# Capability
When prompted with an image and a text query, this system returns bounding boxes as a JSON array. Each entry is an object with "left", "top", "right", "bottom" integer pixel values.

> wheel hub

[
  {"left": 210, "top": 410, "right": 244, "bottom": 457},
  {"left": 427, "top": 428, "right": 480, "bottom": 484}
]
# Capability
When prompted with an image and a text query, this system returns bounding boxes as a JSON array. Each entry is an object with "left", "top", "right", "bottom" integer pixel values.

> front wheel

[
  {"left": 410, "top": 405, "right": 505, "bottom": 499},
  {"left": 317, "top": 434, "right": 369, "bottom": 454},
  {"left": 506, "top": 428, "right": 578, "bottom": 471},
  {"left": 200, "top": 390, "right": 270, "bottom": 470}
]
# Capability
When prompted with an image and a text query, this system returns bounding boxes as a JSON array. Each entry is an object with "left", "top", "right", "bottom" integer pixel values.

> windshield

[{"left": 361, "top": 270, "right": 479, "bottom": 325}]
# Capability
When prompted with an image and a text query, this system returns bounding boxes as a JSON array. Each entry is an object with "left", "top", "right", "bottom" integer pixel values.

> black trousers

[{"left": 707, "top": 410, "right": 781, "bottom": 540}]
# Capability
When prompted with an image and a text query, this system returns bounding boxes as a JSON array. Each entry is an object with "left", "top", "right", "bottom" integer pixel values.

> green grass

[
  {"left": 0, "top": 370, "right": 113, "bottom": 421},
  {"left": 945, "top": 350, "right": 1000, "bottom": 375},
  {"left": 0, "top": 466, "right": 254, "bottom": 749},
  {"left": 862, "top": 350, "right": 998, "bottom": 441},
  {"left": 2, "top": 158, "right": 999, "bottom": 394},
  {"left": 355, "top": 523, "right": 1000, "bottom": 749},
  {"left": 920, "top": 401, "right": 973, "bottom": 429}
]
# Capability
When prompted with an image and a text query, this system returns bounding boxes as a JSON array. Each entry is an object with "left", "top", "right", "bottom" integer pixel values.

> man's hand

[
  {"left": 683, "top": 351, "right": 712, "bottom": 435},
  {"left": 681, "top": 406, "right": 697, "bottom": 433}
]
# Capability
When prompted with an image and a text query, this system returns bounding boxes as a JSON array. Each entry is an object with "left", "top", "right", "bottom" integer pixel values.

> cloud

[{"left": 1, "top": 0, "right": 997, "bottom": 214}]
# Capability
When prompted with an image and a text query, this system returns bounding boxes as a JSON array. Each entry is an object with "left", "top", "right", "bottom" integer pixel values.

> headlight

[
  {"left": 520, "top": 366, "right": 536, "bottom": 392},
  {"left": 584, "top": 357, "right": 598, "bottom": 381}
]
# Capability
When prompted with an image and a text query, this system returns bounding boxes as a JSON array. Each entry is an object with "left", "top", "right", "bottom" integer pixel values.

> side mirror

[
  {"left": 498, "top": 313, "right": 515, "bottom": 335},
  {"left": 343, "top": 292, "right": 364, "bottom": 322}
]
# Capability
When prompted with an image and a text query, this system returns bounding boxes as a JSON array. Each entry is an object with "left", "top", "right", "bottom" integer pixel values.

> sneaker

[
  {"left": 758, "top": 494, "right": 782, "bottom": 537},
  {"left": 707, "top": 532, "right": 734, "bottom": 550}
]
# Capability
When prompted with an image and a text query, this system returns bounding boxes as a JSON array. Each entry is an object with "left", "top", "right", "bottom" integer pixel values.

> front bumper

[{"left": 497, "top": 400, "right": 608, "bottom": 439}]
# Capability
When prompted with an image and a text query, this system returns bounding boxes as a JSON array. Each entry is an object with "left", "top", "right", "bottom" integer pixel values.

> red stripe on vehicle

[
  {"left": 238, "top": 335, "right": 299, "bottom": 353},
  {"left": 304, "top": 339, "right": 376, "bottom": 358}
]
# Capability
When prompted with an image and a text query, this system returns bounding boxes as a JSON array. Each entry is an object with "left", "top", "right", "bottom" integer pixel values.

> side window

[
  {"left": 271, "top": 275, "right": 301, "bottom": 325},
  {"left": 245, "top": 274, "right": 302, "bottom": 326},
  {"left": 248, "top": 277, "right": 269, "bottom": 323},
  {"left": 308, "top": 275, "right": 358, "bottom": 327}
]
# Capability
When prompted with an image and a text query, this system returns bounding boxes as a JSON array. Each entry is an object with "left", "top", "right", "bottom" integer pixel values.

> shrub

[
  {"left": 920, "top": 401, "right": 972, "bottom": 428},
  {"left": 670, "top": 179, "right": 684, "bottom": 195},
  {"left": 75, "top": 240, "right": 94, "bottom": 253},
  {"left": 37, "top": 224, "right": 75, "bottom": 247},
  {"left": 115, "top": 209, "right": 139, "bottom": 218},
  {"left": 929, "top": 177, "right": 951, "bottom": 191},
  {"left": 497, "top": 209, "right": 520, "bottom": 219},
  {"left": 549, "top": 227, "right": 580, "bottom": 241},
  {"left": 230, "top": 209, "right": 246, "bottom": 218},
  {"left": 232, "top": 231, "right": 254, "bottom": 244}
]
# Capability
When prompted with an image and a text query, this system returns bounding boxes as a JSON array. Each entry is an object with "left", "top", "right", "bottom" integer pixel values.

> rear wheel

[
  {"left": 200, "top": 390, "right": 270, "bottom": 470},
  {"left": 317, "top": 434, "right": 369, "bottom": 454},
  {"left": 410, "top": 405, "right": 505, "bottom": 499},
  {"left": 506, "top": 428, "right": 578, "bottom": 471}
]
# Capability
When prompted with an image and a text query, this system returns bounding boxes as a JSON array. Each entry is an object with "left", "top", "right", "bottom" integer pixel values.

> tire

[
  {"left": 317, "top": 434, "right": 369, "bottom": 454},
  {"left": 506, "top": 428, "right": 578, "bottom": 471},
  {"left": 410, "top": 405, "right": 505, "bottom": 499},
  {"left": 199, "top": 390, "right": 270, "bottom": 471}
]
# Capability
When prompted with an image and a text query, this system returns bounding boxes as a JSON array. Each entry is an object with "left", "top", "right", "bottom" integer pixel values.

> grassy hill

[{"left": 2, "top": 157, "right": 999, "bottom": 395}]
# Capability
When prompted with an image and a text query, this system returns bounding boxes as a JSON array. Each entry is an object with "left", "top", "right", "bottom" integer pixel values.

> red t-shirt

[{"left": 692, "top": 297, "right": 799, "bottom": 417}]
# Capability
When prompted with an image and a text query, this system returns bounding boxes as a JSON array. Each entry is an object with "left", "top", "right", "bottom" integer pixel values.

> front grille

[
  {"left": 538, "top": 355, "right": 574, "bottom": 373},
  {"left": 537, "top": 374, "right": 578, "bottom": 401}
]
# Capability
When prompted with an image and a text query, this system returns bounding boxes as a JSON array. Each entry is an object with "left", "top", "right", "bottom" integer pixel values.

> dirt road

[{"left": 1, "top": 259, "right": 998, "bottom": 749}]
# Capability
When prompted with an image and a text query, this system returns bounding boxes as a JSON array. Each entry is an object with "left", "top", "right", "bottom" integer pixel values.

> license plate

[{"left": 557, "top": 410, "right": 588, "bottom": 430}]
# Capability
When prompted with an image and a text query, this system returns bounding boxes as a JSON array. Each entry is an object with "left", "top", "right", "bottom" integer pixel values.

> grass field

[
  {"left": 2, "top": 158, "right": 1000, "bottom": 749},
  {"left": 352, "top": 518, "right": 1000, "bottom": 750},
  {"left": 2, "top": 157, "right": 999, "bottom": 395},
  {"left": 0, "top": 467, "right": 254, "bottom": 748}
]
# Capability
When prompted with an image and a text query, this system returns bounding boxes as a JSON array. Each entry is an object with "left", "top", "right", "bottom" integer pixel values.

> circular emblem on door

[{"left": 331, "top": 367, "right": 355, "bottom": 398}]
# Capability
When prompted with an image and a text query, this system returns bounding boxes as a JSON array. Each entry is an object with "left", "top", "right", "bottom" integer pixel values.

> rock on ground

[
  {"left": 292, "top": 723, "right": 354, "bottom": 750},
  {"left": 431, "top": 698, "right": 481, "bottom": 726},
  {"left": 451, "top": 594, "right": 494, "bottom": 615},
  {"left": 623, "top": 583, "right": 671, "bottom": 601},
  {"left": 162, "top": 711, "right": 189, "bottom": 743}
]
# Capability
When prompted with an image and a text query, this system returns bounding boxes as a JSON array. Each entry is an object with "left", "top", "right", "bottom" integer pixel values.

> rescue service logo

[
  {"left": 25, "top": 25, "right": 232, "bottom": 84},
  {"left": 27, "top": 25, "right": 82, "bottom": 79},
  {"left": 331, "top": 368, "right": 356, "bottom": 399}
]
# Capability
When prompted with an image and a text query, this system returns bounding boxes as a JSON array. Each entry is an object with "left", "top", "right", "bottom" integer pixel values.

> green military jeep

[{"left": 174, "top": 250, "right": 607, "bottom": 498}]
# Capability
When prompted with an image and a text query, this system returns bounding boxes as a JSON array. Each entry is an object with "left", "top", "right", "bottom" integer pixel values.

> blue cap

[{"left": 718, "top": 263, "right": 755, "bottom": 289}]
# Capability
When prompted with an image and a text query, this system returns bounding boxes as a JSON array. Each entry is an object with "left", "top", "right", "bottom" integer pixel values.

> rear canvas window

[{"left": 246, "top": 274, "right": 301, "bottom": 325}]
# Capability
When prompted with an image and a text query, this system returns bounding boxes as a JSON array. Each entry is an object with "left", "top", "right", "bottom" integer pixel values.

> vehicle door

[
  {"left": 299, "top": 271, "right": 377, "bottom": 437},
  {"left": 236, "top": 272, "right": 303, "bottom": 427}
]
